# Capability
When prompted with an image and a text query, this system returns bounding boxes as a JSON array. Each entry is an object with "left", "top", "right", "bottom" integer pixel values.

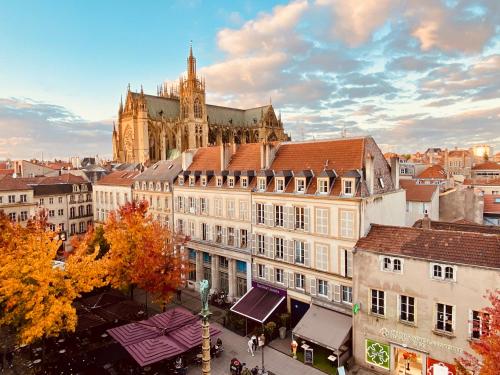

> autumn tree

[
  {"left": 0, "top": 213, "right": 109, "bottom": 345},
  {"left": 104, "top": 201, "right": 187, "bottom": 307},
  {"left": 456, "top": 290, "right": 500, "bottom": 375}
]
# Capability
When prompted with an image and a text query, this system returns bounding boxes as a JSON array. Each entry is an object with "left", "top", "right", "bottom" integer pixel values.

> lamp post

[
  {"left": 199, "top": 279, "right": 211, "bottom": 375},
  {"left": 259, "top": 333, "right": 266, "bottom": 373}
]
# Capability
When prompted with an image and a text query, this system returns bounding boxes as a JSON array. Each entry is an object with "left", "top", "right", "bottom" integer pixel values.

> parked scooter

[{"left": 229, "top": 358, "right": 244, "bottom": 375}]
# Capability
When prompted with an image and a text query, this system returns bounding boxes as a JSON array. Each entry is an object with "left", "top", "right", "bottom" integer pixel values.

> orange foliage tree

[
  {"left": 104, "top": 201, "right": 187, "bottom": 308},
  {"left": 456, "top": 290, "right": 500, "bottom": 375},
  {"left": 0, "top": 213, "right": 109, "bottom": 345}
]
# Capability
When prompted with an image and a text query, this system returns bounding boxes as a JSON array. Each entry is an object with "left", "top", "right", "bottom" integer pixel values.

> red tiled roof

[
  {"left": 413, "top": 219, "right": 500, "bottom": 234},
  {"left": 0, "top": 169, "right": 14, "bottom": 175},
  {"left": 472, "top": 161, "right": 500, "bottom": 170},
  {"left": 227, "top": 143, "right": 262, "bottom": 171},
  {"left": 96, "top": 171, "right": 140, "bottom": 186},
  {"left": 463, "top": 178, "right": 500, "bottom": 186},
  {"left": 0, "top": 174, "right": 87, "bottom": 191},
  {"left": 448, "top": 150, "right": 471, "bottom": 157},
  {"left": 484, "top": 195, "right": 500, "bottom": 214},
  {"left": 400, "top": 180, "right": 437, "bottom": 202},
  {"left": 417, "top": 165, "right": 447, "bottom": 179},
  {"left": 270, "top": 138, "right": 365, "bottom": 174},
  {"left": 187, "top": 146, "right": 221, "bottom": 171},
  {"left": 356, "top": 224, "right": 500, "bottom": 269},
  {"left": 0, "top": 176, "right": 36, "bottom": 191}
]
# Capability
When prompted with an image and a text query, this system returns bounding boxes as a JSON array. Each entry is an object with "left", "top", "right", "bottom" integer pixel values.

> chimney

[
  {"left": 220, "top": 144, "right": 233, "bottom": 170},
  {"left": 390, "top": 156, "right": 400, "bottom": 190},
  {"left": 365, "top": 154, "right": 374, "bottom": 194},
  {"left": 422, "top": 213, "right": 431, "bottom": 229},
  {"left": 260, "top": 143, "right": 266, "bottom": 169},
  {"left": 181, "top": 150, "right": 194, "bottom": 170}
]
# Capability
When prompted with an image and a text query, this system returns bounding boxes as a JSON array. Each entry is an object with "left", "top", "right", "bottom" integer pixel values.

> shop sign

[
  {"left": 380, "top": 328, "right": 463, "bottom": 355},
  {"left": 365, "top": 339, "right": 390, "bottom": 369},
  {"left": 304, "top": 348, "right": 313, "bottom": 365},
  {"left": 252, "top": 281, "right": 287, "bottom": 297},
  {"left": 426, "top": 357, "right": 456, "bottom": 375}
]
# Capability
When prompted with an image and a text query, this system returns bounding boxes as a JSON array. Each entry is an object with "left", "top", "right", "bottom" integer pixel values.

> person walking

[
  {"left": 251, "top": 335, "right": 258, "bottom": 352},
  {"left": 247, "top": 337, "right": 254, "bottom": 357}
]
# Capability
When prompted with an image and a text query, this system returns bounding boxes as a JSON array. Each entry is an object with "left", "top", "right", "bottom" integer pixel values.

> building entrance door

[
  {"left": 290, "top": 299, "right": 310, "bottom": 327},
  {"left": 392, "top": 346, "right": 425, "bottom": 375}
]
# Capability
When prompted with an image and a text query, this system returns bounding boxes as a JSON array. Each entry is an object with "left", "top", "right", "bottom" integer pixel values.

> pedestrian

[
  {"left": 176, "top": 288, "right": 182, "bottom": 302},
  {"left": 251, "top": 334, "right": 257, "bottom": 352},
  {"left": 247, "top": 338, "right": 254, "bottom": 357}
]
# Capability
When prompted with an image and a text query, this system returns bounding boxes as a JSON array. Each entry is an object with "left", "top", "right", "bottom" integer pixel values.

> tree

[
  {"left": 457, "top": 290, "right": 500, "bottom": 375},
  {"left": 0, "top": 213, "right": 109, "bottom": 345},
  {"left": 71, "top": 225, "right": 110, "bottom": 259},
  {"left": 104, "top": 201, "right": 187, "bottom": 306}
]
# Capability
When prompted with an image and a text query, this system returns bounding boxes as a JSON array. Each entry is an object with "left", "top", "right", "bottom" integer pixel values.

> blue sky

[{"left": 0, "top": 0, "right": 499, "bottom": 159}]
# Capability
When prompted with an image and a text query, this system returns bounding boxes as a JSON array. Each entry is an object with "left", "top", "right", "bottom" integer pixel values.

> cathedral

[{"left": 112, "top": 47, "right": 289, "bottom": 163}]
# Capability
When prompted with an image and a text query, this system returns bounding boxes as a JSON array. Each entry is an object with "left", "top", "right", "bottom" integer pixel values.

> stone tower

[{"left": 178, "top": 45, "right": 208, "bottom": 150}]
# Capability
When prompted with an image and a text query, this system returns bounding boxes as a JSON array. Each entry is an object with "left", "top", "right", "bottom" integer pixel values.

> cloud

[{"left": 0, "top": 98, "right": 112, "bottom": 160}]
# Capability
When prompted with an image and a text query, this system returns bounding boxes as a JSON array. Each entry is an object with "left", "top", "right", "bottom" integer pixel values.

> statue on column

[{"left": 199, "top": 279, "right": 210, "bottom": 317}]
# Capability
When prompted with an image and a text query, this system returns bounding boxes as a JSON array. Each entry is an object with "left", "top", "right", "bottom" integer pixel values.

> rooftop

[
  {"left": 413, "top": 219, "right": 500, "bottom": 235},
  {"left": 484, "top": 195, "right": 500, "bottom": 214},
  {"left": 463, "top": 178, "right": 500, "bottom": 186},
  {"left": 134, "top": 158, "right": 182, "bottom": 182},
  {"left": 472, "top": 161, "right": 500, "bottom": 171},
  {"left": 417, "top": 165, "right": 447, "bottom": 179},
  {"left": 356, "top": 223, "right": 500, "bottom": 269},
  {"left": 400, "top": 180, "right": 437, "bottom": 202},
  {"left": 95, "top": 171, "right": 140, "bottom": 186}
]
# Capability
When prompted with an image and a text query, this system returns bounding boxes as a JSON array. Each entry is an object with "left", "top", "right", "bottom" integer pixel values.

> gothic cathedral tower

[{"left": 178, "top": 46, "right": 208, "bottom": 150}]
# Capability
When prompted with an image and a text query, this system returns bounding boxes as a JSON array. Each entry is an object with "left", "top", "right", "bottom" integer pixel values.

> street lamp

[{"left": 258, "top": 333, "right": 266, "bottom": 373}]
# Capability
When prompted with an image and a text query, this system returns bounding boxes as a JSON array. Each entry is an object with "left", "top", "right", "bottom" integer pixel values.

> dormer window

[
  {"left": 135, "top": 182, "right": 140, "bottom": 190},
  {"left": 164, "top": 183, "right": 169, "bottom": 192},
  {"left": 295, "top": 178, "right": 305, "bottom": 193},
  {"left": 156, "top": 182, "right": 161, "bottom": 191},
  {"left": 72, "top": 185, "right": 79, "bottom": 193},
  {"left": 228, "top": 177, "right": 235, "bottom": 188},
  {"left": 258, "top": 177, "right": 266, "bottom": 191},
  {"left": 142, "top": 182, "right": 147, "bottom": 190},
  {"left": 178, "top": 176, "right": 184, "bottom": 186},
  {"left": 241, "top": 177, "right": 248, "bottom": 188},
  {"left": 378, "top": 177, "right": 385, "bottom": 189},
  {"left": 318, "top": 179, "right": 329, "bottom": 194},
  {"left": 189, "top": 176, "right": 195, "bottom": 186},
  {"left": 149, "top": 182, "right": 154, "bottom": 190},
  {"left": 201, "top": 176, "right": 207, "bottom": 186},
  {"left": 342, "top": 179, "right": 354, "bottom": 196},
  {"left": 216, "top": 177, "right": 223, "bottom": 187},
  {"left": 275, "top": 178, "right": 284, "bottom": 192}
]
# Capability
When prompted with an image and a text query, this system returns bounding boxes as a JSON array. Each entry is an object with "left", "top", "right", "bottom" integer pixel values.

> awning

[
  {"left": 230, "top": 287, "right": 285, "bottom": 323},
  {"left": 292, "top": 305, "right": 352, "bottom": 351}
]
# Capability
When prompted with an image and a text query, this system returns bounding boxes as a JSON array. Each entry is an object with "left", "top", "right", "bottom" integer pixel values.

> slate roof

[
  {"left": 95, "top": 171, "right": 140, "bottom": 186},
  {"left": 134, "top": 158, "right": 182, "bottom": 182},
  {"left": 400, "top": 180, "right": 437, "bottom": 202},
  {"left": 417, "top": 165, "right": 447, "bottom": 179},
  {"left": 472, "top": 161, "right": 500, "bottom": 170},
  {"left": 355, "top": 224, "right": 500, "bottom": 269}
]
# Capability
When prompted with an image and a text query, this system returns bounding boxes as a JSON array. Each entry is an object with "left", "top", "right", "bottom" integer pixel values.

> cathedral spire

[
  {"left": 119, "top": 95, "right": 123, "bottom": 114},
  {"left": 187, "top": 41, "right": 196, "bottom": 81}
]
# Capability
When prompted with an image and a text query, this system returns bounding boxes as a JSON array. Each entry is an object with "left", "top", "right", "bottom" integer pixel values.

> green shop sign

[{"left": 365, "top": 339, "right": 390, "bottom": 369}]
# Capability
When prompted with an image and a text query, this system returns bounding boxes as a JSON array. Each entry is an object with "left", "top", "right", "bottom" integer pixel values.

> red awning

[{"left": 230, "top": 287, "right": 285, "bottom": 323}]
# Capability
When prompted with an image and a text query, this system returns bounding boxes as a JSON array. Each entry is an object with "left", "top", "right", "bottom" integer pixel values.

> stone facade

[{"left": 112, "top": 48, "right": 289, "bottom": 164}]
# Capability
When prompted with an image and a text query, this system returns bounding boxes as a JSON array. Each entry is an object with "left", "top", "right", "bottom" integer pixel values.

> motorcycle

[{"left": 230, "top": 358, "right": 244, "bottom": 375}]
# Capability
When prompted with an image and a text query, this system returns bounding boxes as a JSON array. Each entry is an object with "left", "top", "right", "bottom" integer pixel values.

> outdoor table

[
  {"left": 327, "top": 354, "right": 336, "bottom": 362},
  {"left": 58, "top": 339, "right": 65, "bottom": 343},
  {"left": 33, "top": 359, "right": 41, "bottom": 364},
  {"left": 59, "top": 349, "right": 66, "bottom": 354},
  {"left": 101, "top": 333, "right": 108, "bottom": 338}
]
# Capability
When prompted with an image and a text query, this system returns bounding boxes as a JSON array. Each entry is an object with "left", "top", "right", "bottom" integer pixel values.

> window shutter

[
  {"left": 288, "top": 271, "right": 295, "bottom": 289},
  {"left": 174, "top": 196, "right": 179, "bottom": 212},
  {"left": 309, "top": 277, "right": 316, "bottom": 296},
  {"left": 265, "top": 204, "right": 273, "bottom": 226},
  {"left": 235, "top": 229, "right": 240, "bottom": 249},
  {"left": 334, "top": 284, "right": 341, "bottom": 302},
  {"left": 287, "top": 240, "right": 294, "bottom": 263},
  {"left": 206, "top": 199, "right": 209, "bottom": 214},
  {"left": 183, "top": 197, "right": 187, "bottom": 213},
  {"left": 304, "top": 242, "right": 311, "bottom": 268},
  {"left": 221, "top": 227, "right": 227, "bottom": 245},
  {"left": 287, "top": 206, "right": 295, "bottom": 229},
  {"left": 251, "top": 233, "right": 256, "bottom": 255},
  {"left": 340, "top": 249, "right": 346, "bottom": 277},
  {"left": 252, "top": 263, "right": 256, "bottom": 278},
  {"left": 304, "top": 207, "right": 310, "bottom": 232},
  {"left": 195, "top": 198, "right": 200, "bottom": 215},
  {"left": 264, "top": 265, "right": 268, "bottom": 280},
  {"left": 468, "top": 309, "right": 472, "bottom": 339},
  {"left": 268, "top": 267, "right": 274, "bottom": 283},
  {"left": 265, "top": 236, "right": 272, "bottom": 258},
  {"left": 251, "top": 203, "right": 256, "bottom": 224},
  {"left": 283, "top": 270, "right": 288, "bottom": 287},
  {"left": 327, "top": 282, "right": 333, "bottom": 301},
  {"left": 208, "top": 225, "right": 213, "bottom": 241}
]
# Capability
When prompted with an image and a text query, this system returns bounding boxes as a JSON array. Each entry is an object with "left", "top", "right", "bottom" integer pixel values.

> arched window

[{"left": 194, "top": 98, "right": 202, "bottom": 119}]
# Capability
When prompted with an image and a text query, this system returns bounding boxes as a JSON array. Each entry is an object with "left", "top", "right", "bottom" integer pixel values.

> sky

[{"left": 0, "top": 0, "right": 499, "bottom": 160}]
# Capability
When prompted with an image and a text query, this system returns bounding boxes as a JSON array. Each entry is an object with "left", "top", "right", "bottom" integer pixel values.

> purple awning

[
  {"left": 125, "top": 336, "right": 184, "bottom": 367},
  {"left": 230, "top": 287, "right": 285, "bottom": 323},
  {"left": 108, "top": 321, "right": 161, "bottom": 347},
  {"left": 147, "top": 307, "right": 198, "bottom": 332},
  {"left": 168, "top": 321, "right": 221, "bottom": 349}
]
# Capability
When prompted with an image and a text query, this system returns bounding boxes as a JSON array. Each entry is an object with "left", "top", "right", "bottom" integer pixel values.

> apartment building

[
  {"left": 399, "top": 180, "right": 439, "bottom": 226},
  {"left": 174, "top": 144, "right": 258, "bottom": 299},
  {"left": 0, "top": 175, "right": 37, "bottom": 224},
  {"left": 444, "top": 149, "right": 473, "bottom": 177},
  {"left": 93, "top": 171, "right": 139, "bottom": 223},
  {"left": 133, "top": 159, "right": 182, "bottom": 229},
  {"left": 353, "top": 219, "right": 500, "bottom": 375},
  {"left": 471, "top": 161, "right": 500, "bottom": 178}
]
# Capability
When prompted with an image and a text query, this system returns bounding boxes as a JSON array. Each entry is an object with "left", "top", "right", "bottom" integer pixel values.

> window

[
  {"left": 400, "top": 295, "right": 415, "bottom": 323},
  {"left": 189, "top": 221, "right": 195, "bottom": 237},
  {"left": 240, "top": 229, "right": 248, "bottom": 248},
  {"left": 228, "top": 177, "right": 235, "bottom": 188},
  {"left": 239, "top": 201, "right": 248, "bottom": 221},
  {"left": 194, "top": 98, "right": 202, "bottom": 118},
  {"left": 431, "top": 263, "right": 456, "bottom": 281},
  {"left": 200, "top": 198, "right": 207, "bottom": 214},
  {"left": 215, "top": 225, "right": 222, "bottom": 243},
  {"left": 275, "top": 205, "right": 284, "bottom": 227},
  {"left": 70, "top": 223, "right": 76, "bottom": 235},
  {"left": 342, "top": 179, "right": 353, "bottom": 196},
  {"left": 341, "top": 249, "right": 353, "bottom": 277},
  {"left": 383, "top": 257, "right": 391, "bottom": 271},
  {"left": 8, "top": 195, "right": 15, "bottom": 203},
  {"left": 393, "top": 259, "right": 402, "bottom": 272},
  {"left": 201, "top": 176, "right": 207, "bottom": 186},
  {"left": 216, "top": 177, "right": 223, "bottom": 187},
  {"left": 274, "top": 237, "right": 284, "bottom": 259},
  {"left": 8, "top": 212, "right": 16, "bottom": 222},
  {"left": 381, "top": 256, "right": 403, "bottom": 273},
  {"left": 340, "top": 210, "right": 354, "bottom": 238},
  {"left": 296, "top": 178, "right": 305, "bottom": 193},
  {"left": 214, "top": 199, "right": 223, "bottom": 217},
  {"left": 47, "top": 197, "right": 53, "bottom": 204},
  {"left": 258, "top": 264, "right": 265, "bottom": 279},
  {"left": 48, "top": 223, "right": 56, "bottom": 231},
  {"left": 444, "top": 266, "right": 454, "bottom": 280},
  {"left": 258, "top": 178, "right": 266, "bottom": 191},
  {"left": 317, "top": 279, "right": 328, "bottom": 296},
  {"left": 294, "top": 240, "right": 305, "bottom": 264},
  {"left": 39, "top": 198, "right": 44, "bottom": 205},
  {"left": 471, "top": 310, "right": 490, "bottom": 340},
  {"left": 178, "top": 176, "right": 184, "bottom": 186},
  {"left": 49, "top": 210, "right": 55, "bottom": 217},
  {"left": 20, "top": 195, "right": 27, "bottom": 203},
  {"left": 318, "top": 179, "right": 329, "bottom": 194},
  {"left": 227, "top": 227, "right": 235, "bottom": 246},
  {"left": 219, "top": 256, "right": 229, "bottom": 269},
  {"left": 316, "top": 244, "right": 328, "bottom": 271},
  {"left": 189, "top": 197, "right": 196, "bottom": 213},
  {"left": 177, "top": 196, "right": 184, "bottom": 211},
  {"left": 256, "top": 203, "right": 265, "bottom": 224},
  {"left": 294, "top": 206, "right": 305, "bottom": 229},
  {"left": 241, "top": 177, "right": 248, "bottom": 188},
  {"left": 79, "top": 222, "right": 85, "bottom": 233},
  {"left": 295, "top": 273, "right": 305, "bottom": 289},
  {"left": 20, "top": 211, "right": 28, "bottom": 221},
  {"left": 58, "top": 197, "right": 63, "bottom": 203},
  {"left": 227, "top": 200, "right": 235, "bottom": 218},
  {"left": 59, "top": 223, "right": 65, "bottom": 231},
  {"left": 371, "top": 289, "right": 385, "bottom": 316},
  {"left": 342, "top": 286, "right": 352, "bottom": 304},
  {"left": 433, "top": 264, "right": 442, "bottom": 278},
  {"left": 177, "top": 219, "right": 184, "bottom": 234},
  {"left": 257, "top": 234, "right": 265, "bottom": 254},
  {"left": 202, "top": 223, "right": 209, "bottom": 241},
  {"left": 315, "top": 208, "right": 328, "bottom": 234},
  {"left": 436, "top": 303, "right": 454, "bottom": 333},
  {"left": 275, "top": 178, "right": 284, "bottom": 192},
  {"left": 276, "top": 269, "right": 284, "bottom": 284}
]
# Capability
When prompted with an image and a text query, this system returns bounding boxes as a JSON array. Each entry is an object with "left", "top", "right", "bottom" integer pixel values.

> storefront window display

[{"left": 392, "top": 347, "right": 424, "bottom": 375}]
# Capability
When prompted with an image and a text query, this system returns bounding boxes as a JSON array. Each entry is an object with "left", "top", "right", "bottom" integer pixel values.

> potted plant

[
  {"left": 265, "top": 321, "right": 277, "bottom": 341},
  {"left": 279, "top": 313, "right": 290, "bottom": 339}
]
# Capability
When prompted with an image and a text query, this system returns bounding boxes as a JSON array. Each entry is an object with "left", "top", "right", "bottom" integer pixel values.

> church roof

[{"left": 133, "top": 93, "right": 180, "bottom": 120}]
